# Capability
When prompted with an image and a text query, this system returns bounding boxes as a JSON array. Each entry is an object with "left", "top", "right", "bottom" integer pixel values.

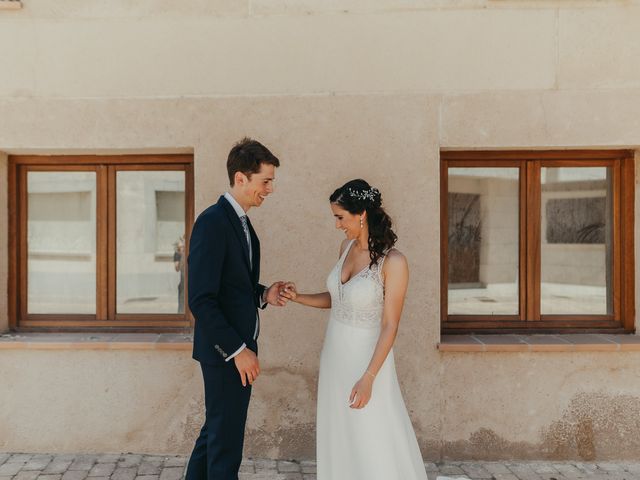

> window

[
  {"left": 8, "top": 155, "right": 194, "bottom": 331},
  {"left": 440, "top": 150, "right": 635, "bottom": 334}
]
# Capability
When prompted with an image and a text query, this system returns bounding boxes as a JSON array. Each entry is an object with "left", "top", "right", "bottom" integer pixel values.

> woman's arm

[
  {"left": 349, "top": 250, "right": 409, "bottom": 409},
  {"left": 288, "top": 290, "right": 332, "bottom": 309}
]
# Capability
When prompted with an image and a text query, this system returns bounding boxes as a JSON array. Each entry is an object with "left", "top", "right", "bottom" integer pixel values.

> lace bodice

[{"left": 327, "top": 240, "right": 385, "bottom": 329}]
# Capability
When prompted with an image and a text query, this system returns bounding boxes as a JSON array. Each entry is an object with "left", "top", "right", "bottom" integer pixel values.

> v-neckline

[{"left": 339, "top": 240, "right": 369, "bottom": 287}]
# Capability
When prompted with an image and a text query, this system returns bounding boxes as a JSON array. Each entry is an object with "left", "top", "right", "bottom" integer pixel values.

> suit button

[{"left": 223, "top": 353, "right": 228, "bottom": 358}]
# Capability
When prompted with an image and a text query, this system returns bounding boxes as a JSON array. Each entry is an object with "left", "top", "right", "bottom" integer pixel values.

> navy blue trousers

[{"left": 185, "top": 362, "right": 252, "bottom": 480}]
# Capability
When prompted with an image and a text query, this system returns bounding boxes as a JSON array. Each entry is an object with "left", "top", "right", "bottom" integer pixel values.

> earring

[{"left": 360, "top": 216, "right": 364, "bottom": 228}]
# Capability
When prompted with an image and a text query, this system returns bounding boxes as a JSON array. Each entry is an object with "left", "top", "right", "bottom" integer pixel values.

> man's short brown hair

[{"left": 227, "top": 138, "right": 280, "bottom": 186}]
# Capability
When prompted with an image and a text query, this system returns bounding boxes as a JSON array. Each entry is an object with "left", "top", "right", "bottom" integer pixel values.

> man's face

[{"left": 235, "top": 163, "right": 276, "bottom": 210}]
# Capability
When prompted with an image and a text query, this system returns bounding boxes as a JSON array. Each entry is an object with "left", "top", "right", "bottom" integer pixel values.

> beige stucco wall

[{"left": 2, "top": 0, "right": 640, "bottom": 460}]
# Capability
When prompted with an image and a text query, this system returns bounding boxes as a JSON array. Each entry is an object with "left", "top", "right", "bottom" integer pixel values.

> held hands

[
  {"left": 265, "top": 281, "right": 288, "bottom": 306},
  {"left": 278, "top": 282, "right": 298, "bottom": 304},
  {"left": 234, "top": 347, "right": 260, "bottom": 387},
  {"left": 349, "top": 372, "right": 374, "bottom": 409}
]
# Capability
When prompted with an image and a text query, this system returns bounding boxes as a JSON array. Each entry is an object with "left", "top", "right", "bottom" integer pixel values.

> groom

[{"left": 185, "top": 138, "right": 286, "bottom": 480}]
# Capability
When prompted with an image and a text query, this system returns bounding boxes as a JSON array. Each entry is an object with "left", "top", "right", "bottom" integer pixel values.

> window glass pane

[
  {"left": 116, "top": 171, "right": 185, "bottom": 314},
  {"left": 27, "top": 171, "right": 96, "bottom": 314},
  {"left": 448, "top": 167, "right": 519, "bottom": 315},
  {"left": 541, "top": 167, "right": 612, "bottom": 315}
]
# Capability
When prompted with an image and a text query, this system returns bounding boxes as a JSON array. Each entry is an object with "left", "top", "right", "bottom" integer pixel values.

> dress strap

[{"left": 376, "top": 249, "right": 391, "bottom": 284}]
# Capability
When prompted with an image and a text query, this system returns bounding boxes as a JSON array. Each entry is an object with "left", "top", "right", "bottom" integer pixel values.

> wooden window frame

[
  {"left": 8, "top": 154, "right": 194, "bottom": 332},
  {"left": 440, "top": 150, "right": 635, "bottom": 334}
]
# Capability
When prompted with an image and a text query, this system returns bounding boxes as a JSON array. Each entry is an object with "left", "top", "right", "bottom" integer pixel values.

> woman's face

[{"left": 331, "top": 203, "right": 362, "bottom": 240}]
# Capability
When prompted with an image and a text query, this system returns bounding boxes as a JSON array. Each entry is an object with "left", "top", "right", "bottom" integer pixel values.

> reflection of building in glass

[
  {"left": 447, "top": 168, "right": 519, "bottom": 316},
  {"left": 447, "top": 166, "right": 612, "bottom": 316},
  {"left": 26, "top": 171, "right": 186, "bottom": 315},
  {"left": 27, "top": 172, "right": 97, "bottom": 314},
  {"left": 116, "top": 171, "right": 185, "bottom": 314}
]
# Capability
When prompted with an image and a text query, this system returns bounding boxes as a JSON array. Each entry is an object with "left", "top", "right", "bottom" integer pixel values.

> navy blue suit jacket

[{"left": 188, "top": 195, "right": 266, "bottom": 365}]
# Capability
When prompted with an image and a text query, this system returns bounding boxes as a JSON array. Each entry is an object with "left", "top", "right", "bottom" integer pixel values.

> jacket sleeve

[
  {"left": 256, "top": 283, "right": 267, "bottom": 310},
  {"left": 188, "top": 213, "right": 244, "bottom": 359}
]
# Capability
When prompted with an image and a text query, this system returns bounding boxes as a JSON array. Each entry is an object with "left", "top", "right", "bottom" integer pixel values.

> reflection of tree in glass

[
  {"left": 448, "top": 193, "right": 481, "bottom": 284},
  {"left": 546, "top": 197, "right": 606, "bottom": 244}
]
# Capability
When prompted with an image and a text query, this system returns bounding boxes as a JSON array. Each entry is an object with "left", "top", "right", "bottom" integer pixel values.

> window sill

[
  {"left": 438, "top": 334, "right": 640, "bottom": 352},
  {"left": 0, "top": 332, "right": 192, "bottom": 350},
  {"left": 0, "top": 1, "right": 22, "bottom": 10}
]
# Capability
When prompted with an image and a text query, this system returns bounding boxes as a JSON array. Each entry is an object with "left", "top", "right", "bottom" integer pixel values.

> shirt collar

[{"left": 224, "top": 192, "right": 247, "bottom": 218}]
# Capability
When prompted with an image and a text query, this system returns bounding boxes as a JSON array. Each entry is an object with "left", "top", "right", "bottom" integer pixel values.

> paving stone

[
  {"left": 254, "top": 459, "right": 278, "bottom": 471},
  {"left": 61, "top": 470, "right": 89, "bottom": 480},
  {"left": 483, "top": 462, "right": 512, "bottom": 474},
  {"left": 14, "top": 471, "right": 41, "bottom": 480},
  {"left": 277, "top": 461, "right": 300, "bottom": 473},
  {"left": 424, "top": 462, "right": 439, "bottom": 472},
  {"left": 491, "top": 474, "right": 520, "bottom": 480},
  {"left": 0, "top": 476, "right": 13, "bottom": 480},
  {"left": 97, "top": 455, "right": 121, "bottom": 464},
  {"left": 0, "top": 454, "right": 9, "bottom": 465},
  {"left": 625, "top": 463, "right": 640, "bottom": 474},
  {"left": 0, "top": 461, "right": 26, "bottom": 475},
  {"left": 460, "top": 462, "right": 492, "bottom": 478},
  {"left": 299, "top": 461, "right": 315, "bottom": 474},
  {"left": 69, "top": 456, "right": 97, "bottom": 471},
  {"left": 531, "top": 463, "right": 559, "bottom": 474},
  {"left": 134, "top": 476, "right": 159, "bottom": 480},
  {"left": 137, "top": 462, "right": 162, "bottom": 475},
  {"left": 439, "top": 464, "right": 466, "bottom": 475},
  {"left": 158, "top": 467, "right": 184, "bottom": 480},
  {"left": 8, "top": 454, "right": 33, "bottom": 463},
  {"left": 240, "top": 462, "right": 256, "bottom": 473},
  {"left": 598, "top": 463, "right": 625, "bottom": 472},
  {"left": 88, "top": 463, "right": 116, "bottom": 477},
  {"left": 37, "top": 475, "right": 62, "bottom": 480},
  {"left": 43, "top": 460, "right": 72, "bottom": 475},
  {"left": 23, "top": 455, "right": 53, "bottom": 471},
  {"left": 162, "top": 457, "right": 186, "bottom": 468},
  {"left": 302, "top": 475, "right": 316, "bottom": 480},
  {"left": 118, "top": 455, "right": 143, "bottom": 468},
  {"left": 53, "top": 456, "right": 77, "bottom": 463},
  {"left": 112, "top": 467, "right": 137, "bottom": 480}
]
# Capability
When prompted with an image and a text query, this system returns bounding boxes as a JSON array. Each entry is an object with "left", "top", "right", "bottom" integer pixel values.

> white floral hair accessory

[{"left": 347, "top": 187, "right": 381, "bottom": 204}]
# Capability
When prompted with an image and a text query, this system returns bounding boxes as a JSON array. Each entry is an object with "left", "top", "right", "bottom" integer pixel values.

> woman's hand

[
  {"left": 349, "top": 374, "right": 374, "bottom": 409},
  {"left": 279, "top": 282, "right": 298, "bottom": 303}
]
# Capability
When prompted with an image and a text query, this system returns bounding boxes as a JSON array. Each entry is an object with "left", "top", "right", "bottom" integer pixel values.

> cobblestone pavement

[{"left": 1, "top": 453, "right": 639, "bottom": 480}]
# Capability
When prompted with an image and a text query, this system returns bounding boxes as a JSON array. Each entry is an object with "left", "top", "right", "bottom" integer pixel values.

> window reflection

[{"left": 447, "top": 168, "right": 519, "bottom": 315}]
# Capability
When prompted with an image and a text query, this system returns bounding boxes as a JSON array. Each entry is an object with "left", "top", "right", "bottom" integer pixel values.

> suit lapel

[
  {"left": 219, "top": 196, "right": 251, "bottom": 272},
  {"left": 246, "top": 216, "right": 260, "bottom": 283}
]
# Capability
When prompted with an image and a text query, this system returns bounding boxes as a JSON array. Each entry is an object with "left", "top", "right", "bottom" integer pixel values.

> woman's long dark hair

[{"left": 330, "top": 179, "right": 397, "bottom": 268}]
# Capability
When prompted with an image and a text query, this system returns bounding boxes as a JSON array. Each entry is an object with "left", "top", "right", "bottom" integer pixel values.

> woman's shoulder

[{"left": 382, "top": 248, "right": 408, "bottom": 272}]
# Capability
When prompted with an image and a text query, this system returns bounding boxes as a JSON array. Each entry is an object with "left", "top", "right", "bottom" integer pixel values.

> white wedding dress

[{"left": 316, "top": 240, "right": 429, "bottom": 480}]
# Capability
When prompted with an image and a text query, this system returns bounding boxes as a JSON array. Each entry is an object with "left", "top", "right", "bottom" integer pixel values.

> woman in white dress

[{"left": 280, "top": 179, "right": 429, "bottom": 480}]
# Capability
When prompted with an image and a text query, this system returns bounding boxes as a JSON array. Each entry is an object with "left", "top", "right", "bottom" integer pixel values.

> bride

[{"left": 279, "top": 179, "right": 429, "bottom": 480}]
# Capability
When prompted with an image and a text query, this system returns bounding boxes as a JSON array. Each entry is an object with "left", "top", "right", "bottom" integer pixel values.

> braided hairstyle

[{"left": 329, "top": 179, "right": 397, "bottom": 268}]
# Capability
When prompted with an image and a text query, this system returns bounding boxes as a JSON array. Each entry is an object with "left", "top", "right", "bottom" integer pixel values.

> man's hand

[
  {"left": 234, "top": 347, "right": 260, "bottom": 386},
  {"left": 265, "top": 281, "right": 288, "bottom": 306}
]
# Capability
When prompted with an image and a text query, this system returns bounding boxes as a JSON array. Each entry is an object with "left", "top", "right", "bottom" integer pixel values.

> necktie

[{"left": 240, "top": 215, "right": 252, "bottom": 267}]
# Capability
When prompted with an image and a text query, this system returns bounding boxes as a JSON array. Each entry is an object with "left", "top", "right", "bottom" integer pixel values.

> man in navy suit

[{"left": 185, "top": 138, "right": 286, "bottom": 480}]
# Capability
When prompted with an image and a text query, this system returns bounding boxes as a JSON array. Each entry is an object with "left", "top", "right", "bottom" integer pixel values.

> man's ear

[{"left": 234, "top": 171, "right": 246, "bottom": 186}]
